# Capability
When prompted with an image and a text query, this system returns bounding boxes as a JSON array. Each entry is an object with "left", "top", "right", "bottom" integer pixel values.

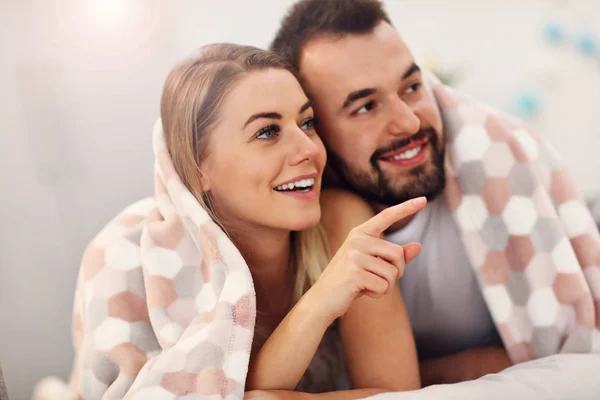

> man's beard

[{"left": 327, "top": 128, "right": 446, "bottom": 207}]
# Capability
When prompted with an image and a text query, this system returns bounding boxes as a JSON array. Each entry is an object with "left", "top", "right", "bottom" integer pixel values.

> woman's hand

[
  {"left": 308, "top": 197, "right": 426, "bottom": 322},
  {"left": 245, "top": 197, "right": 426, "bottom": 392}
]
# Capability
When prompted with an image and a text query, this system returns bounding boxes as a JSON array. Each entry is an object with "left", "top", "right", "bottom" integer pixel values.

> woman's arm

[
  {"left": 245, "top": 285, "right": 336, "bottom": 391},
  {"left": 246, "top": 194, "right": 426, "bottom": 392},
  {"left": 320, "top": 189, "right": 421, "bottom": 392},
  {"left": 245, "top": 388, "right": 387, "bottom": 399}
]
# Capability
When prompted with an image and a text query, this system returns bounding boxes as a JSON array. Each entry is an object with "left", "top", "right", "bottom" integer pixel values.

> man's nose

[{"left": 387, "top": 96, "right": 420, "bottom": 137}]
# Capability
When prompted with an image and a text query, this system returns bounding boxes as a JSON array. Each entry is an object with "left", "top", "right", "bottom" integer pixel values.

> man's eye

[
  {"left": 256, "top": 124, "right": 280, "bottom": 140},
  {"left": 354, "top": 101, "right": 377, "bottom": 115}
]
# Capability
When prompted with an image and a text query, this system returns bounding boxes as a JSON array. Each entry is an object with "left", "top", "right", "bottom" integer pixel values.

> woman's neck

[{"left": 224, "top": 221, "right": 293, "bottom": 314}]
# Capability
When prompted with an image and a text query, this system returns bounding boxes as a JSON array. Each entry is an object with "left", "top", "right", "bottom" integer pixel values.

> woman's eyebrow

[{"left": 243, "top": 112, "right": 282, "bottom": 129}]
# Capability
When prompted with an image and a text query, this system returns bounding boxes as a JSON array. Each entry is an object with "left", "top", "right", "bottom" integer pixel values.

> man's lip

[
  {"left": 379, "top": 138, "right": 429, "bottom": 160},
  {"left": 273, "top": 172, "right": 318, "bottom": 188}
]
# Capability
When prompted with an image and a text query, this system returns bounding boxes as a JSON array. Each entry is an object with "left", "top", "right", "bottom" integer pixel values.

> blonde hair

[{"left": 160, "top": 43, "right": 329, "bottom": 324}]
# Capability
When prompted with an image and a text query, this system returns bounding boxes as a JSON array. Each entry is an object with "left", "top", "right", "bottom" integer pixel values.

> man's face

[{"left": 299, "top": 22, "right": 446, "bottom": 206}]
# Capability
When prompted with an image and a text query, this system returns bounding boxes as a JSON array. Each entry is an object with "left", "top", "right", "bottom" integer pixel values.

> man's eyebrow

[
  {"left": 342, "top": 88, "right": 377, "bottom": 110},
  {"left": 339, "top": 64, "right": 420, "bottom": 112},
  {"left": 243, "top": 112, "right": 282, "bottom": 128},
  {"left": 402, "top": 62, "right": 421, "bottom": 80}
]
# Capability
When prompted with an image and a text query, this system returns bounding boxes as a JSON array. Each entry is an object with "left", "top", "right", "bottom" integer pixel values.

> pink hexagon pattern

[
  {"left": 32, "top": 73, "right": 600, "bottom": 399},
  {"left": 437, "top": 73, "right": 600, "bottom": 365}
]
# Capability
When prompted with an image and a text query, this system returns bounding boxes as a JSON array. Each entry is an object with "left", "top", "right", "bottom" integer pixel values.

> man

[{"left": 270, "top": 0, "right": 600, "bottom": 387}]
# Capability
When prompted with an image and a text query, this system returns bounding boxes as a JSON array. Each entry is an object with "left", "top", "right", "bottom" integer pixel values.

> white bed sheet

[{"left": 365, "top": 354, "right": 600, "bottom": 400}]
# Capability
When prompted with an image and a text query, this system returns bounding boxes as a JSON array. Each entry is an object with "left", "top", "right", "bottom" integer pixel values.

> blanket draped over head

[{"left": 34, "top": 74, "right": 600, "bottom": 400}]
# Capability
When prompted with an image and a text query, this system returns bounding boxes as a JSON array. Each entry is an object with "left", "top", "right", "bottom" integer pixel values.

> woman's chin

[{"left": 285, "top": 211, "right": 321, "bottom": 232}]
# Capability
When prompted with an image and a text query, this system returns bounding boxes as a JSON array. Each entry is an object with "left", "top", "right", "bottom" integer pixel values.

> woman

[{"left": 63, "top": 43, "right": 424, "bottom": 399}]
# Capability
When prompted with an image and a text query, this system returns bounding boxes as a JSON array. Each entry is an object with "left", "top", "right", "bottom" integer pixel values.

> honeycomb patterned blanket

[{"left": 34, "top": 75, "right": 600, "bottom": 399}]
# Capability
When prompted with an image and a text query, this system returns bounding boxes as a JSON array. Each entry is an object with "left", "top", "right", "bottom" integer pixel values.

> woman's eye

[
  {"left": 256, "top": 124, "right": 280, "bottom": 140},
  {"left": 300, "top": 117, "right": 316, "bottom": 131},
  {"left": 354, "top": 101, "right": 377, "bottom": 115},
  {"left": 405, "top": 82, "right": 421, "bottom": 94}
]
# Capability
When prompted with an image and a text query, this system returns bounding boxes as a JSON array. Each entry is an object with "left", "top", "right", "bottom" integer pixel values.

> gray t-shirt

[{"left": 385, "top": 195, "right": 502, "bottom": 359}]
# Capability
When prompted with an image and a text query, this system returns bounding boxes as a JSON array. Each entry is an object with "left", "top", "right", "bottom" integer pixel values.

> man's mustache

[{"left": 370, "top": 127, "right": 439, "bottom": 166}]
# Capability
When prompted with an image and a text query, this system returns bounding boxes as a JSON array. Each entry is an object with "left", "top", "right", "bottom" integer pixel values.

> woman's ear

[{"left": 198, "top": 170, "right": 211, "bottom": 192}]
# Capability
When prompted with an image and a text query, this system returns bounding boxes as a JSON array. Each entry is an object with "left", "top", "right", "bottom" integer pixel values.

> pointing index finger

[{"left": 358, "top": 197, "right": 427, "bottom": 236}]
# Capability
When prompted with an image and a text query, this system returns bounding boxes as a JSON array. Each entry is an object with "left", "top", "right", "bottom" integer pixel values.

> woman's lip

[
  {"left": 274, "top": 184, "right": 318, "bottom": 200},
  {"left": 273, "top": 172, "right": 318, "bottom": 188},
  {"left": 379, "top": 138, "right": 428, "bottom": 160}
]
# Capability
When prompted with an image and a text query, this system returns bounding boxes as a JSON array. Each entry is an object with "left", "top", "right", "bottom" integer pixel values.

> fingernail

[{"left": 413, "top": 197, "right": 427, "bottom": 206}]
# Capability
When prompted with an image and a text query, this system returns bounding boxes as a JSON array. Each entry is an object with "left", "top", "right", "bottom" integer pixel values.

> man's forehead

[{"left": 299, "top": 22, "right": 414, "bottom": 96}]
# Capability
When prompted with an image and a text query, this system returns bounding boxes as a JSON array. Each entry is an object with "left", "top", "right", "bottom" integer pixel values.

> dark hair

[{"left": 270, "top": 0, "right": 392, "bottom": 71}]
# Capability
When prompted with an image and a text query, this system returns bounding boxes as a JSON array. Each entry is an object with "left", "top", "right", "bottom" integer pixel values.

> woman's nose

[{"left": 288, "top": 127, "right": 319, "bottom": 166}]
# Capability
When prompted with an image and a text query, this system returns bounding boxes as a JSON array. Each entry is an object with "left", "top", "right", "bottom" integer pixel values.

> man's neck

[{"left": 323, "top": 164, "right": 421, "bottom": 234}]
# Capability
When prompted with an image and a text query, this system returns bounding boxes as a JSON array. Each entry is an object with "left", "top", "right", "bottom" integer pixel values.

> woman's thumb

[{"left": 403, "top": 242, "right": 422, "bottom": 264}]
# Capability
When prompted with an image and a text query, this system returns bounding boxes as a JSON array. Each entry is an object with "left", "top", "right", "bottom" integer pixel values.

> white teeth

[
  {"left": 275, "top": 177, "right": 315, "bottom": 191},
  {"left": 392, "top": 146, "right": 422, "bottom": 161}
]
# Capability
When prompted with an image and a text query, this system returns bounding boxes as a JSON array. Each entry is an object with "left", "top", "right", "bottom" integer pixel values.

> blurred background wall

[{"left": 1, "top": 0, "right": 598, "bottom": 398}]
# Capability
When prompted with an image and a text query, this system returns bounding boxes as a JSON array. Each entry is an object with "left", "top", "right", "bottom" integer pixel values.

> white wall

[{"left": 1, "top": 1, "right": 598, "bottom": 398}]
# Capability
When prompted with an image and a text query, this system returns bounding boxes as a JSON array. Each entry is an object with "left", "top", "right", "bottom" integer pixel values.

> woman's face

[{"left": 200, "top": 68, "right": 326, "bottom": 233}]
